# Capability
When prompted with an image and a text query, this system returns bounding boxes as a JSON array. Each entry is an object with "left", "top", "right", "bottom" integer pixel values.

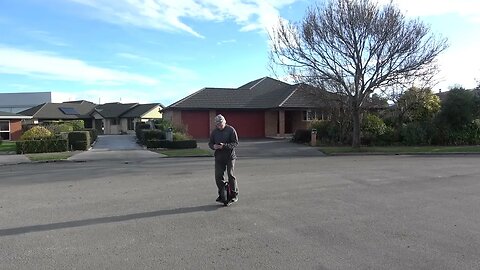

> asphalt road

[{"left": 1, "top": 154, "right": 480, "bottom": 269}]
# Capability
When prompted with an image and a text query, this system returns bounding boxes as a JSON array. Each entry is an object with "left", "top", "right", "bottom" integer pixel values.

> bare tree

[{"left": 269, "top": 0, "right": 448, "bottom": 147}]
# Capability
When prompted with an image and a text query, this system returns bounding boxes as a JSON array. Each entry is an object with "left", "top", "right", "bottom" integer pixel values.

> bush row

[
  {"left": 68, "top": 131, "right": 91, "bottom": 150},
  {"left": 16, "top": 139, "right": 68, "bottom": 154},
  {"left": 145, "top": 139, "right": 197, "bottom": 149}
]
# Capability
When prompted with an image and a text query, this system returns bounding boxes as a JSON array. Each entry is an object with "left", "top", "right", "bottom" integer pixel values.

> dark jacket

[{"left": 208, "top": 125, "right": 238, "bottom": 161}]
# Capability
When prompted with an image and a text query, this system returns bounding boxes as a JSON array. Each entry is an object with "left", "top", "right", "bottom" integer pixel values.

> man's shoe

[
  {"left": 216, "top": 196, "right": 223, "bottom": 203},
  {"left": 230, "top": 196, "right": 238, "bottom": 203}
]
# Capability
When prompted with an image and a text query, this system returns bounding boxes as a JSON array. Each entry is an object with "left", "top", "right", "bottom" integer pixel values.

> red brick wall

[
  {"left": 264, "top": 110, "right": 277, "bottom": 137},
  {"left": 10, "top": 120, "right": 23, "bottom": 140}
]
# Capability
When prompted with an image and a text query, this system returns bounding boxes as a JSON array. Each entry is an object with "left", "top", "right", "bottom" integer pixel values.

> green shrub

[
  {"left": 166, "top": 140, "right": 197, "bottom": 149},
  {"left": 138, "top": 130, "right": 165, "bottom": 145},
  {"left": 310, "top": 119, "right": 350, "bottom": 145},
  {"left": 20, "top": 126, "right": 53, "bottom": 140},
  {"left": 16, "top": 139, "right": 68, "bottom": 154},
  {"left": 68, "top": 131, "right": 91, "bottom": 150},
  {"left": 146, "top": 139, "right": 197, "bottom": 149},
  {"left": 292, "top": 129, "right": 311, "bottom": 143},
  {"left": 46, "top": 123, "right": 74, "bottom": 134},
  {"left": 361, "top": 114, "right": 387, "bottom": 145},
  {"left": 376, "top": 125, "right": 397, "bottom": 145},
  {"left": 154, "top": 119, "right": 173, "bottom": 131},
  {"left": 432, "top": 120, "right": 480, "bottom": 145},
  {"left": 400, "top": 121, "right": 435, "bottom": 145},
  {"left": 173, "top": 132, "right": 191, "bottom": 141},
  {"left": 146, "top": 139, "right": 168, "bottom": 148},
  {"left": 68, "top": 120, "right": 85, "bottom": 131},
  {"left": 83, "top": 128, "right": 98, "bottom": 143}
]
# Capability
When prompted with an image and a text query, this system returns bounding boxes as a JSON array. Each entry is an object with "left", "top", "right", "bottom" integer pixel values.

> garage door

[
  {"left": 181, "top": 111, "right": 210, "bottom": 139},
  {"left": 216, "top": 111, "right": 265, "bottom": 138}
]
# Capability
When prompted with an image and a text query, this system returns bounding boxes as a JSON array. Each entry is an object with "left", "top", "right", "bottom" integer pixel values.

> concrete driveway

[
  {"left": 68, "top": 135, "right": 164, "bottom": 162},
  {"left": 69, "top": 136, "right": 323, "bottom": 163},
  {"left": 198, "top": 138, "right": 325, "bottom": 158}
]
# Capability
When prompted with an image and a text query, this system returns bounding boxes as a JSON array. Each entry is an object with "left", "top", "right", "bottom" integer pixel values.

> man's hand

[{"left": 213, "top": 143, "right": 224, "bottom": 150}]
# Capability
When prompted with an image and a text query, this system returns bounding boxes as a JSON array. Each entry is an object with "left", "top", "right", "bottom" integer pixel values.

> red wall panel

[
  {"left": 216, "top": 111, "right": 265, "bottom": 138},
  {"left": 181, "top": 111, "right": 210, "bottom": 139}
]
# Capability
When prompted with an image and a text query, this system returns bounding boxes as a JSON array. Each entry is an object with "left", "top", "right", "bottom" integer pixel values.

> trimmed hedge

[
  {"left": 146, "top": 139, "right": 197, "bottom": 149},
  {"left": 16, "top": 139, "right": 68, "bottom": 154},
  {"left": 138, "top": 130, "right": 166, "bottom": 144},
  {"left": 292, "top": 129, "right": 312, "bottom": 143},
  {"left": 83, "top": 128, "right": 98, "bottom": 143},
  {"left": 68, "top": 131, "right": 91, "bottom": 150}
]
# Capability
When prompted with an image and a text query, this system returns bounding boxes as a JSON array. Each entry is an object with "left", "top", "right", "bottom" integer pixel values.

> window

[
  {"left": 0, "top": 120, "right": 10, "bottom": 140},
  {"left": 110, "top": 118, "right": 118, "bottom": 125},
  {"left": 127, "top": 118, "right": 135, "bottom": 130},
  {"left": 302, "top": 110, "right": 327, "bottom": 121}
]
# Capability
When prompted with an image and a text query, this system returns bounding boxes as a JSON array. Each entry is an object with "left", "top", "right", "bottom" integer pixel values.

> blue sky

[{"left": 0, "top": 0, "right": 479, "bottom": 106}]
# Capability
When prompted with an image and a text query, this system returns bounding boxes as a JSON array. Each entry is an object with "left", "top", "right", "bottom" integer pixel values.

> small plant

[{"left": 173, "top": 132, "right": 191, "bottom": 141}]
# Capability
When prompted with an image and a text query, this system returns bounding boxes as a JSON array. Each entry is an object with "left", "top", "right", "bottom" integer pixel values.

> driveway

[
  {"left": 68, "top": 135, "right": 164, "bottom": 162},
  {"left": 69, "top": 137, "right": 323, "bottom": 163},
  {"left": 198, "top": 138, "right": 325, "bottom": 158}
]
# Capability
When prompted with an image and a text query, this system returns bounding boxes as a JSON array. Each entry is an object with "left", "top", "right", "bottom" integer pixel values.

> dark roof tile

[{"left": 121, "top": 103, "right": 164, "bottom": 118}]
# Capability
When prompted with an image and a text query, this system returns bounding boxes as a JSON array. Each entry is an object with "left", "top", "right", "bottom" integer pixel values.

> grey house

[
  {"left": 92, "top": 103, "right": 163, "bottom": 134},
  {"left": 19, "top": 101, "right": 163, "bottom": 135}
]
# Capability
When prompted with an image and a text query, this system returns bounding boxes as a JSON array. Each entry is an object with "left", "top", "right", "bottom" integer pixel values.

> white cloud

[
  {"left": 217, "top": 39, "right": 237, "bottom": 45},
  {"left": 68, "top": 0, "right": 300, "bottom": 37},
  {"left": 0, "top": 46, "right": 158, "bottom": 85},
  {"left": 436, "top": 45, "right": 479, "bottom": 91},
  {"left": 26, "top": 30, "right": 69, "bottom": 47},
  {"left": 378, "top": 0, "right": 480, "bottom": 22}
]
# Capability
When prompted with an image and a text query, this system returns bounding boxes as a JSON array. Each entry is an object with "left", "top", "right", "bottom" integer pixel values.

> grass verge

[
  {"left": 26, "top": 152, "right": 75, "bottom": 161},
  {"left": 318, "top": 145, "right": 480, "bottom": 155},
  {"left": 155, "top": 148, "right": 212, "bottom": 157},
  {"left": 0, "top": 141, "right": 16, "bottom": 152}
]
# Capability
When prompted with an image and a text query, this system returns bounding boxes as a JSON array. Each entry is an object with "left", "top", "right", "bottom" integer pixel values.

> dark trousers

[{"left": 215, "top": 159, "right": 238, "bottom": 196}]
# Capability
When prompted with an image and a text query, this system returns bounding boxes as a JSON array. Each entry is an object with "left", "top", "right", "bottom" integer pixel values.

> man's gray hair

[{"left": 215, "top": 114, "right": 226, "bottom": 124}]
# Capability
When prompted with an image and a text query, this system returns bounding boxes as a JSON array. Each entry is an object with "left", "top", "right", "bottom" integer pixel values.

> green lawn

[
  {"left": 318, "top": 145, "right": 480, "bottom": 155},
  {"left": 0, "top": 141, "right": 16, "bottom": 152},
  {"left": 26, "top": 152, "right": 75, "bottom": 161},
  {"left": 156, "top": 148, "right": 212, "bottom": 157}
]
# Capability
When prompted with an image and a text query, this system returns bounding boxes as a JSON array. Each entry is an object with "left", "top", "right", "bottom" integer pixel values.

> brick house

[
  {"left": 0, "top": 111, "right": 32, "bottom": 140},
  {"left": 162, "top": 77, "right": 336, "bottom": 139}
]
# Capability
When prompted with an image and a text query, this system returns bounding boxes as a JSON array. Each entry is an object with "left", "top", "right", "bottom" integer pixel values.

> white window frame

[
  {"left": 0, "top": 120, "right": 11, "bottom": 140},
  {"left": 302, "top": 110, "right": 325, "bottom": 121}
]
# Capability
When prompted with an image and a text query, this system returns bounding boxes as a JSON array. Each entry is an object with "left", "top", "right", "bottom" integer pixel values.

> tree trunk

[{"left": 351, "top": 104, "right": 361, "bottom": 148}]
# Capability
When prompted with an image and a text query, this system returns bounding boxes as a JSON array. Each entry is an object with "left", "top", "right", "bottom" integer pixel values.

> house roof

[
  {"left": 93, "top": 103, "right": 138, "bottom": 118},
  {"left": 19, "top": 101, "right": 97, "bottom": 119},
  {"left": 18, "top": 100, "right": 162, "bottom": 120},
  {"left": 165, "top": 77, "right": 331, "bottom": 110},
  {"left": 0, "top": 110, "right": 32, "bottom": 119},
  {"left": 121, "top": 103, "right": 164, "bottom": 118}
]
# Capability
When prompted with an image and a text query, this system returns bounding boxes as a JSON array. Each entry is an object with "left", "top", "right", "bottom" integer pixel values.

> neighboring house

[
  {"left": 19, "top": 100, "right": 97, "bottom": 128},
  {"left": 162, "top": 77, "right": 336, "bottom": 139},
  {"left": 0, "top": 111, "right": 32, "bottom": 140},
  {"left": 92, "top": 103, "right": 163, "bottom": 134},
  {"left": 0, "top": 92, "right": 51, "bottom": 113},
  {"left": 19, "top": 101, "right": 163, "bottom": 135}
]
